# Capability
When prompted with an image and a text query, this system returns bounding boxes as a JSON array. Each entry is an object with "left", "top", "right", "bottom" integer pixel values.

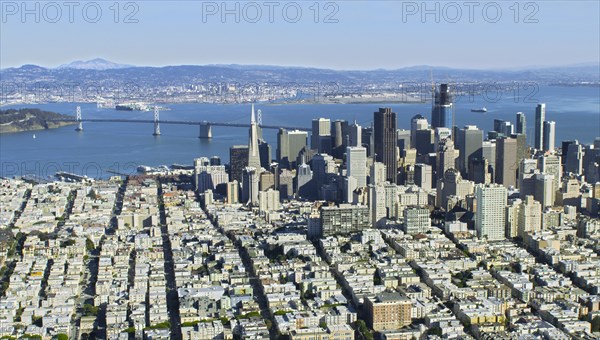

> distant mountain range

[
  {"left": 57, "top": 58, "right": 133, "bottom": 70},
  {"left": 1, "top": 58, "right": 598, "bottom": 88}
]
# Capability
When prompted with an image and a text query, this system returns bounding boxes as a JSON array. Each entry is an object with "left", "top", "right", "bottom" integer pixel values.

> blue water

[{"left": 1, "top": 86, "right": 598, "bottom": 178}]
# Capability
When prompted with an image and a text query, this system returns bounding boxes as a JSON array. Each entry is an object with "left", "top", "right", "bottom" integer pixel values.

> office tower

[
  {"left": 332, "top": 119, "right": 349, "bottom": 158},
  {"left": 258, "top": 140, "right": 271, "bottom": 169},
  {"left": 369, "top": 184, "right": 387, "bottom": 227},
  {"left": 277, "top": 128, "right": 308, "bottom": 169},
  {"left": 312, "top": 154, "right": 334, "bottom": 197},
  {"left": 538, "top": 154, "right": 562, "bottom": 194},
  {"left": 279, "top": 169, "right": 295, "bottom": 199},
  {"left": 259, "top": 189, "right": 280, "bottom": 214},
  {"left": 229, "top": 145, "right": 249, "bottom": 183},
  {"left": 518, "top": 159, "right": 538, "bottom": 196},
  {"left": 435, "top": 127, "right": 452, "bottom": 144},
  {"left": 534, "top": 173, "right": 555, "bottom": 207},
  {"left": 296, "top": 161, "right": 313, "bottom": 199},
  {"left": 403, "top": 207, "right": 431, "bottom": 234},
  {"left": 496, "top": 137, "right": 518, "bottom": 188},
  {"left": 362, "top": 126, "right": 374, "bottom": 157},
  {"left": 210, "top": 156, "right": 221, "bottom": 166},
  {"left": 505, "top": 200, "right": 520, "bottom": 238},
  {"left": 344, "top": 176, "right": 358, "bottom": 204},
  {"left": 311, "top": 118, "right": 331, "bottom": 154},
  {"left": 415, "top": 128, "right": 434, "bottom": 156},
  {"left": 493, "top": 119, "right": 514, "bottom": 137},
  {"left": 247, "top": 104, "right": 262, "bottom": 170},
  {"left": 518, "top": 195, "right": 542, "bottom": 237},
  {"left": 242, "top": 167, "right": 260, "bottom": 205},
  {"left": 374, "top": 108, "right": 398, "bottom": 183},
  {"left": 346, "top": 146, "right": 367, "bottom": 188},
  {"left": 543, "top": 121, "right": 556, "bottom": 152},
  {"left": 561, "top": 140, "right": 577, "bottom": 166},
  {"left": 349, "top": 121, "right": 362, "bottom": 147},
  {"left": 226, "top": 180, "right": 239, "bottom": 204},
  {"left": 514, "top": 133, "right": 528, "bottom": 167},
  {"left": 397, "top": 129, "right": 411, "bottom": 155},
  {"left": 370, "top": 162, "right": 386, "bottom": 186},
  {"left": 259, "top": 171, "right": 275, "bottom": 191},
  {"left": 414, "top": 164, "right": 433, "bottom": 190},
  {"left": 436, "top": 139, "right": 459, "bottom": 181},
  {"left": 194, "top": 162, "right": 228, "bottom": 192},
  {"left": 319, "top": 204, "right": 370, "bottom": 237},
  {"left": 431, "top": 83, "right": 454, "bottom": 129},
  {"left": 535, "top": 103, "right": 546, "bottom": 150},
  {"left": 469, "top": 158, "right": 491, "bottom": 184},
  {"left": 436, "top": 168, "right": 475, "bottom": 209},
  {"left": 482, "top": 140, "right": 496, "bottom": 180},
  {"left": 383, "top": 182, "right": 399, "bottom": 219},
  {"left": 475, "top": 183, "right": 508, "bottom": 241},
  {"left": 516, "top": 112, "right": 526, "bottom": 135},
  {"left": 565, "top": 141, "right": 584, "bottom": 175},
  {"left": 411, "top": 114, "right": 429, "bottom": 148},
  {"left": 456, "top": 125, "right": 483, "bottom": 177},
  {"left": 271, "top": 163, "right": 280, "bottom": 190}
]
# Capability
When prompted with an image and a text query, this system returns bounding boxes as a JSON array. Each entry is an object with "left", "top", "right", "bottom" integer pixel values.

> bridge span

[{"left": 48, "top": 106, "right": 309, "bottom": 138}]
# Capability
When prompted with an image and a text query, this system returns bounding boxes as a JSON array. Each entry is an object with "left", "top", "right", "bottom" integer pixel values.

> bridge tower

[
  {"left": 257, "top": 109, "right": 262, "bottom": 126},
  {"left": 153, "top": 106, "right": 161, "bottom": 136},
  {"left": 199, "top": 121, "right": 212, "bottom": 139},
  {"left": 75, "top": 106, "right": 83, "bottom": 131}
]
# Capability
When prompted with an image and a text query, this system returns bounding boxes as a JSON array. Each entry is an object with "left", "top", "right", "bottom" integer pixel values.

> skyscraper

[
  {"left": 517, "top": 195, "right": 542, "bottom": 237},
  {"left": 311, "top": 118, "right": 332, "bottom": 154},
  {"left": 277, "top": 128, "right": 308, "bottom": 169},
  {"left": 242, "top": 166, "right": 260, "bottom": 205},
  {"left": 374, "top": 108, "right": 398, "bottom": 183},
  {"left": 431, "top": 84, "right": 454, "bottom": 130},
  {"left": 346, "top": 146, "right": 367, "bottom": 188},
  {"left": 475, "top": 183, "right": 507, "bottom": 241},
  {"left": 516, "top": 112, "right": 526, "bottom": 135},
  {"left": 349, "top": 121, "right": 362, "bottom": 147},
  {"left": 229, "top": 145, "right": 249, "bottom": 183},
  {"left": 414, "top": 163, "right": 433, "bottom": 190},
  {"left": 411, "top": 114, "right": 429, "bottom": 148},
  {"left": 496, "top": 137, "right": 518, "bottom": 188},
  {"left": 456, "top": 125, "right": 483, "bottom": 177},
  {"left": 247, "top": 104, "right": 261, "bottom": 170},
  {"left": 534, "top": 103, "right": 546, "bottom": 150},
  {"left": 543, "top": 121, "right": 556, "bottom": 152}
]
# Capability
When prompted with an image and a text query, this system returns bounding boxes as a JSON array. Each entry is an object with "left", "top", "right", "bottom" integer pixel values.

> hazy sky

[{"left": 1, "top": 0, "right": 599, "bottom": 69}]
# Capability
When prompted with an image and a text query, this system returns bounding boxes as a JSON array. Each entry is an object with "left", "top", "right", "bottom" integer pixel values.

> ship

[
  {"left": 471, "top": 107, "right": 487, "bottom": 113},
  {"left": 115, "top": 104, "right": 135, "bottom": 111}
]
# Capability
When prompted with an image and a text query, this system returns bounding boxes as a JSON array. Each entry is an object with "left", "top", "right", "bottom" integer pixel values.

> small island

[{"left": 0, "top": 108, "right": 76, "bottom": 133}]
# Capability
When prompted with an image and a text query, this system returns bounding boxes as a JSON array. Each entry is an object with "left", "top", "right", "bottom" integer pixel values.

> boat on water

[
  {"left": 32, "top": 134, "right": 36, "bottom": 139},
  {"left": 471, "top": 107, "right": 488, "bottom": 113}
]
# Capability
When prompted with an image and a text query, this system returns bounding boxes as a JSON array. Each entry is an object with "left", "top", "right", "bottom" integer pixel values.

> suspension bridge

[{"left": 49, "top": 106, "right": 310, "bottom": 138}]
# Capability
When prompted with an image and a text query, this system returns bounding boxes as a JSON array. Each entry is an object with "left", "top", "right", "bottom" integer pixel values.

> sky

[{"left": 1, "top": 0, "right": 599, "bottom": 70}]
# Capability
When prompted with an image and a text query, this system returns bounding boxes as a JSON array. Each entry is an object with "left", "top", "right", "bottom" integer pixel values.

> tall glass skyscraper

[{"left": 431, "top": 84, "right": 454, "bottom": 130}]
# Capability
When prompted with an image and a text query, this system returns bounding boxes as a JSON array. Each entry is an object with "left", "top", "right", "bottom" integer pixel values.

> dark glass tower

[
  {"left": 431, "top": 84, "right": 454, "bottom": 130},
  {"left": 374, "top": 107, "right": 398, "bottom": 183}
]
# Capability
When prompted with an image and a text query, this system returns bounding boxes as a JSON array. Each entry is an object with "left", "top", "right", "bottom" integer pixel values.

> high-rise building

[
  {"left": 226, "top": 180, "right": 239, "bottom": 204},
  {"left": 229, "top": 145, "right": 249, "bottom": 183},
  {"left": 277, "top": 129, "right": 308, "bottom": 169},
  {"left": 456, "top": 125, "right": 483, "bottom": 177},
  {"left": 332, "top": 119, "right": 349, "bottom": 158},
  {"left": 518, "top": 195, "right": 542, "bottom": 237},
  {"left": 346, "top": 146, "right": 367, "bottom": 188},
  {"left": 370, "top": 162, "right": 386, "bottom": 186},
  {"left": 258, "top": 140, "right": 271, "bottom": 169},
  {"left": 516, "top": 112, "right": 526, "bottom": 135},
  {"left": 296, "top": 161, "right": 313, "bottom": 199},
  {"left": 349, "top": 120, "right": 362, "bottom": 147},
  {"left": 374, "top": 108, "right": 398, "bottom": 183},
  {"left": 247, "top": 104, "right": 262, "bottom": 170},
  {"left": 242, "top": 166, "right": 260, "bottom": 205},
  {"left": 436, "top": 139, "right": 459, "bottom": 181},
  {"left": 365, "top": 293, "right": 412, "bottom": 331},
  {"left": 538, "top": 154, "right": 562, "bottom": 194},
  {"left": 415, "top": 129, "right": 435, "bottom": 156},
  {"left": 311, "top": 118, "right": 332, "bottom": 154},
  {"left": 414, "top": 163, "right": 433, "bottom": 190},
  {"left": 279, "top": 169, "right": 295, "bottom": 199},
  {"left": 431, "top": 84, "right": 454, "bottom": 130},
  {"left": 397, "top": 129, "right": 411, "bottom": 155},
  {"left": 312, "top": 154, "right": 335, "bottom": 198},
  {"left": 319, "top": 204, "right": 370, "bottom": 237},
  {"left": 534, "top": 103, "right": 546, "bottom": 150},
  {"left": 411, "top": 114, "right": 429, "bottom": 148},
  {"left": 496, "top": 137, "right": 518, "bottom": 188},
  {"left": 403, "top": 207, "right": 431, "bottom": 234},
  {"left": 259, "top": 189, "right": 280, "bottom": 214},
  {"left": 259, "top": 171, "right": 275, "bottom": 191},
  {"left": 565, "top": 141, "right": 584, "bottom": 175},
  {"left": 543, "top": 121, "right": 556, "bottom": 152},
  {"left": 475, "top": 183, "right": 508, "bottom": 241},
  {"left": 436, "top": 168, "right": 475, "bottom": 209},
  {"left": 534, "top": 173, "right": 555, "bottom": 207},
  {"left": 194, "top": 161, "right": 228, "bottom": 193}
]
